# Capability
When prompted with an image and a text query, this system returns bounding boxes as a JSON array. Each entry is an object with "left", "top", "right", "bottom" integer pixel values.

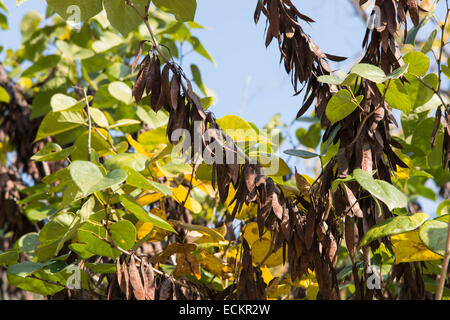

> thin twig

[{"left": 74, "top": 85, "right": 92, "bottom": 159}]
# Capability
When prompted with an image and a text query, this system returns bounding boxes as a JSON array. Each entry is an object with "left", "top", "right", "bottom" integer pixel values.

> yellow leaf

[
  {"left": 152, "top": 243, "right": 197, "bottom": 264},
  {"left": 395, "top": 154, "right": 412, "bottom": 180},
  {"left": 172, "top": 185, "right": 202, "bottom": 214},
  {"left": 260, "top": 266, "right": 275, "bottom": 284},
  {"left": 295, "top": 169, "right": 312, "bottom": 198},
  {"left": 136, "top": 192, "right": 164, "bottom": 206},
  {"left": 198, "top": 250, "right": 233, "bottom": 277},
  {"left": 391, "top": 231, "right": 443, "bottom": 263},
  {"left": 135, "top": 209, "right": 169, "bottom": 242},
  {"left": 185, "top": 174, "right": 216, "bottom": 198},
  {"left": 251, "top": 238, "right": 284, "bottom": 267},
  {"left": 170, "top": 220, "right": 225, "bottom": 242},
  {"left": 288, "top": 270, "right": 319, "bottom": 300},
  {"left": 189, "top": 224, "right": 227, "bottom": 244},
  {"left": 225, "top": 184, "right": 257, "bottom": 220},
  {"left": 243, "top": 222, "right": 269, "bottom": 247},
  {"left": 126, "top": 133, "right": 153, "bottom": 158}
]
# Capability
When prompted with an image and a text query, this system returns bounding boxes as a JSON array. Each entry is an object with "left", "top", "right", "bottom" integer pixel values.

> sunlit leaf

[
  {"left": 419, "top": 220, "right": 449, "bottom": 256},
  {"left": 359, "top": 212, "right": 429, "bottom": 247},
  {"left": 391, "top": 231, "right": 443, "bottom": 263},
  {"left": 354, "top": 169, "right": 407, "bottom": 211}
]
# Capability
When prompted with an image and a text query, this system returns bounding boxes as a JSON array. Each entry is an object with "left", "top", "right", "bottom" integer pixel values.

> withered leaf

[
  {"left": 158, "top": 278, "right": 173, "bottom": 300},
  {"left": 145, "top": 55, "right": 156, "bottom": 96},
  {"left": 132, "top": 54, "right": 151, "bottom": 102},
  {"left": 345, "top": 214, "right": 359, "bottom": 260},
  {"left": 129, "top": 255, "right": 145, "bottom": 300},
  {"left": 140, "top": 257, "right": 155, "bottom": 300},
  {"left": 116, "top": 258, "right": 123, "bottom": 290},
  {"left": 151, "top": 242, "right": 197, "bottom": 264},
  {"left": 122, "top": 261, "right": 131, "bottom": 300},
  {"left": 132, "top": 40, "right": 148, "bottom": 74},
  {"left": 170, "top": 75, "right": 180, "bottom": 111},
  {"left": 150, "top": 57, "right": 162, "bottom": 108}
]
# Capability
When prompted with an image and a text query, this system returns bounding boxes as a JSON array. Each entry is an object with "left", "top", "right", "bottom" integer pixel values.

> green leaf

[
  {"left": 188, "top": 36, "right": 215, "bottom": 65},
  {"left": 7, "top": 272, "right": 64, "bottom": 296},
  {"left": 17, "top": 233, "right": 39, "bottom": 258},
  {"left": 71, "top": 129, "right": 116, "bottom": 161},
  {"left": 437, "top": 200, "right": 450, "bottom": 217},
  {"left": 22, "top": 55, "right": 61, "bottom": 77},
  {"left": 91, "top": 31, "right": 123, "bottom": 54},
  {"left": 353, "top": 169, "right": 407, "bottom": 211},
  {"left": 0, "top": 86, "right": 10, "bottom": 103},
  {"left": 296, "top": 123, "right": 322, "bottom": 149},
  {"left": 89, "top": 107, "right": 109, "bottom": 127},
  {"left": 317, "top": 75, "right": 343, "bottom": 85},
  {"left": 104, "top": 153, "right": 147, "bottom": 172},
  {"left": 69, "top": 161, "right": 103, "bottom": 195},
  {"left": 350, "top": 63, "right": 386, "bottom": 83},
  {"left": 378, "top": 79, "right": 412, "bottom": 114},
  {"left": 108, "top": 81, "right": 132, "bottom": 104},
  {"left": 135, "top": 106, "right": 169, "bottom": 128},
  {"left": 40, "top": 197, "right": 95, "bottom": 259},
  {"left": 405, "top": 73, "right": 439, "bottom": 108},
  {"left": 403, "top": 51, "right": 430, "bottom": 77},
  {"left": 325, "top": 90, "right": 362, "bottom": 124},
  {"left": 359, "top": 212, "right": 429, "bottom": 247},
  {"left": 120, "top": 194, "right": 176, "bottom": 233},
  {"left": 8, "top": 261, "right": 44, "bottom": 278},
  {"left": 68, "top": 243, "right": 94, "bottom": 259},
  {"left": 124, "top": 167, "right": 172, "bottom": 195},
  {"left": 103, "top": 0, "right": 147, "bottom": 35},
  {"left": 34, "top": 111, "right": 84, "bottom": 142},
  {"left": 107, "top": 119, "right": 141, "bottom": 130},
  {"left": 85, "top": 263, "right": 116, "bottom": 274},
  {"left": 109, "top": 220, "right": 136, "bottom": 251},
  {"left": 56, "top": 40, "right": 94, "bottom": 60},
  {"left": 419, "top": 220, "right": 448, "bottom": 257},
  {"left": 191, "top": 64, "right": 207, "bottom": 95},
  {"left": 86, "top": 169, "right": 127, "bottom": 195},
  {"left": 153, "top": 0, "right": 197, "bottom": 22},
  {"left": 386, "top": 64, "right": 409, "bottom": 80},
  {"left": 411, "top": 117, "right": 444, "bottom": 167},
  {"left": 0, "top": 250, "right": 19, "bottom": 266},
  {"left": 422, "top": 29, "right": 438, "bottom": 54},
  {"left": 200, "top": 97, "right": 214, "bottom": 110},
  {"left": 51, "top": 93, "right": 88, "bottom": 112},
  {"left": 46, "top": 0, "right": 103, "bottom": 22},
  {"left": 77, "top": 221, "right": 120, "bottom": 259},
  {"left": 37, "top": 212, "right": 77, "bottom": 260},
  {"left": 31, "top": 143, "right": 74, "bottom": 162},
  {"left": 283, "top": 149, "right": 320, "bottom": 159},
  {"left": 138, "top": 126, "right": 169, "bottom": 150},
  {"left": 20, "top": 10, "right": 41, "bottom": 36},
  {"left": 442, "top": 65, "right": 450, "bottom": 80}
]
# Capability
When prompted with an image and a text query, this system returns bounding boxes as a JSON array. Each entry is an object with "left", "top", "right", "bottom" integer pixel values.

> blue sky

[{"left": 0, "top": 0, "right": 445, "bottom": 215}]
